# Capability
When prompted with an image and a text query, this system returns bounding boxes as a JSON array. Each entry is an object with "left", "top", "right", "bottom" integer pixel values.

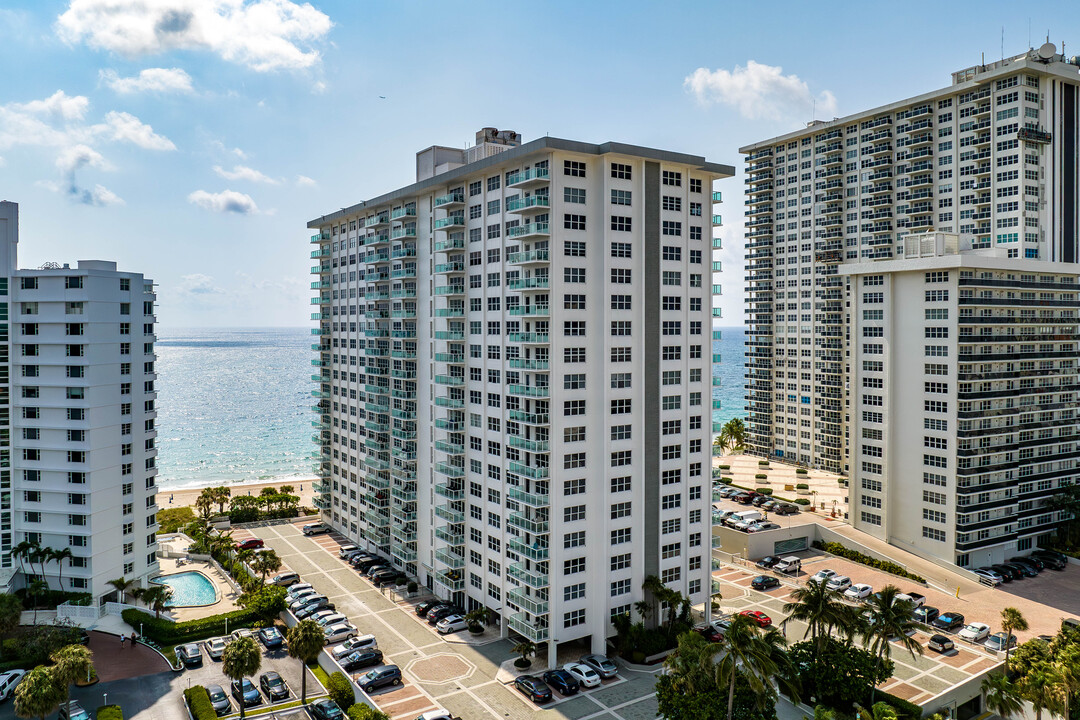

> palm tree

[
  {"left": 1020, "top": 665, "right": 1065, "bottom": 720},
  {"left": 235, "top": 547, "right": 256, "bottom": 575},
  {"left": 11, "top": 540, "right": 37, "bottom": 580},
  {"left": 106, "top": 576, "right": 137, "bottom": 604},
  {"left": 251, "top": 550, "right": 282, "bottom": 582},
  {"left": 982, "top": 672, "right": 1024, "bottom": 719},
  {"left": 464, "top": 607, "right": 487, "bottom": 632},
  {"left": 212, "top": 486, "right": 232, "bottom": 514},
  {"left": 1053, "top": 646, "right": 1080, "bottom": 720},
  {"left": 27, "top": 579, "right": 48, "bottom": 623},
  {"left": 642, "top": 574, "right": 666, "bottom": 626},
  {"left": 286, "top": 619, "right": 325, "bottom": 704},
  {"left": 863, "top": 585, "right": 920, "bottom": 702},
  {"left": 13, "top": 666, "right": 63, "bottom": 720},
  {"left": 279, "top": 485, "right": 295, "bottom": 496},
  {"left": 222, "top": 637, "right": 262, "bottom": 720},
  {"left": 782, "top": 578, "right": 852, "bottom": 651},
  {"left": 50, "top": 644, "right": 94, "bottom": 718},
  {"left": 140, "top": 585, "right": 173, "bottom": 618},
  {"left": 195, "top": 489, "right": 214, "bottom": 520},
  {"left": 1001, "top": 607, "right": 1029, "bottom": 671},
  {"left": 50, "top": 548, "right": 74, "bottom": 594},
  {"left": 0, "top": 594, "right": 22, "bottom": 660},
  {"left": 705, "top": 613, "right": 781, "bottom": 720},
  {"left": 28, "top": 547, "right": 50, "bottom": 589},
  {"left": 511, "top": 639, "right": 536, "bottom": 668},
  {"left": 719, "top": 418, "right": 747, "bottom": 453},
  {"left": 633, "top": 600, "right": 652, "bottom": 622}
]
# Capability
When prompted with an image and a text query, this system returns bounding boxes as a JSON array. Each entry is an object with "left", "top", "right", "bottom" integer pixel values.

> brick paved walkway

[{"left": 88, "top": 630, "right": 171, "bottom": 683}]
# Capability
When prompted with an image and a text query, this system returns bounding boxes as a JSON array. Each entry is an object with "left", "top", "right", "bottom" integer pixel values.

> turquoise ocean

[{"left": 155, "top": 326, "right": 746, "bottom": 490}]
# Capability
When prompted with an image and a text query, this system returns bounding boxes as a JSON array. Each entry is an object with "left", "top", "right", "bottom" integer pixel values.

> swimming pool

[{"left": 151, "top": 571, "right": 219, "bottom": 607}]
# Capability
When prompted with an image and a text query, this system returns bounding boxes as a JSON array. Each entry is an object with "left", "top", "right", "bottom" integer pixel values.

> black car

[
  {"left": 773, "top": 504, "right": 799, "bottom": 516},
  {"left": 258, "top": 626, "right": 285, "bottom": 649},
  {"left": 341, "top": 649, "right": 384, "bottom": 671},
  {"left": 514, "top": 675, "right": 552, "bottom": 703},
  {"left": 308, "top": 699, "right": 344, "bottom": 720},
  {"left": 259, "top": 671, "right": 289, "bottom": 702},
  {"left": 1010, "top": 556, "right": 1044, "bottom": 572},
  {"left": 1004, "top": 562, "right": 1037, "bottom": 578},
  {"left": 751, "top": 575, "right": 781, "bottom": 591},
  {"left": 913, "top": 606, "right": 940, "bottom": 625},
  {"left": 350, "top": 554, "right": 377, "bottom": 568},
  {"left": 991, "top": 564, "right": 1022, "bottom": 581},
  {"left": 355, "top": 665, "right": 401, "bottom": 692},
  {"left": 542, "top": 669, "right": 579, "bottom": 696},
  {"left": 230, "top": 678, "right": 261, "bottom": 707},
  {"left": 756, "top": 556, "right": 780, "bottom": 569},
  {"left": 415, "top": 600, "right": 442, "bottom": 617},
  {"left": 176, "top": 643, "right": 202, "bottom": 667},
  {"left": 206, "top": 684, "right": 231, "bottom": 716},
  {"left": 370, "top": 569, "right": 400, "bottom": 585},
  {"left": 427, "top": 605, "right": 460, "bottom": 625},
  {"left": 355, "top": 557, "right": 388, "bottom": 572},
  {"left": 1031, "top": 551, "right": 1067, "bottom": 570},
  {"left": 361, "top": 564, "right": 391, "bottom": 577},
  {"left": 932, "top": 612, "right": 965, "bottom": 631}
]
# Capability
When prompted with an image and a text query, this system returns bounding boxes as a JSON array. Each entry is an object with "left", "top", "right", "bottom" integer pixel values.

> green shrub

[
  {"left": 184, "top": 686, "right": 216, "bottom": 720},
  {"left": 873, "top": 690, "right": 923, "bottom": 719},
  {"left": 308, "top": 662, "right": 330, "bottom": 688},
  {"left": 122, "top": 606, "right": 261, "bottom": 645},
  {"left": 794, "top": 498, "right": 811, "bottom": 506},
  {"left": 96, "top": 706, "right": 124, "bottom": 720},
  {"left": 327, "top": 671, "right": 354, "bottom": 710},
  {"left": 157, "top": 507, "right": 196, "bottom": 534},
  {"left": 756, "top": 488, "right": 773, "bottom": 496},
  {"left": 758, "top": 460, "right": 769, "bottom": 466},
  {"left": 796, "top": 483, "right": 809, "bottom": 490},
  {"left": 795, "top": 468, "right": 808, "bottom": 475},
  {"left": 347, "top": 704, "right": 390, "bottom": 720},
  {"left": 812, "top": 541, "right": 926, "bottom": 584},
  {"left": 719, "top": 465, "right": 730, "bottom": 470},
  {"left": 754, "top": 474, "right": 767, "bottom": 480}
]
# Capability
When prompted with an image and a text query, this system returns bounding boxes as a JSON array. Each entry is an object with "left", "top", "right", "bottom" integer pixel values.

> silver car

[{"left": 579, "top": 653, "right": 617, "bottom": 679}]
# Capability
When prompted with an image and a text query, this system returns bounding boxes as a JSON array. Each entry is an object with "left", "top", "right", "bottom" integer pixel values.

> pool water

[{"left": 151, "top": 571, "right": 218, "bottom": 607}]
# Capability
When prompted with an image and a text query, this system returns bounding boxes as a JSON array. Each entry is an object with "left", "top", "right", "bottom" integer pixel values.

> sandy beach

[{"left": 160, "top": 478, "right": 320, "bottom": 512}]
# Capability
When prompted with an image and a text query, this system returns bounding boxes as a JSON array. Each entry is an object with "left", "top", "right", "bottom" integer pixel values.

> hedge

[
  {"left": 96, "top": 706, "right": 124, "bottom": 720},
  {"left": 756, "top": 488, "right": 773, "bottom": 496},
  {"left": 758, "top": 460, "right": 769, "bottom": 466},
  {"left": 796, "top": 468, "right": 808, "bottom": 475},
  {"left": 122, "top": 607, "right": 261, "bottom": 645},
  {"left": 813, "top": 541, "right": 927, "bottom": 584},
  {"left": 719, "top": 465, "right": 730, "bottom": 470},
  {"left": 796, "top": 483, "right": 809, "bottom": 490},
  {"left": 872, "top": 689, "right": 923, "bottom": 719},
  {"left": 184, "top": 686, "right": 216, "bottom": 720},
  {"left": 754, "top": 474, "right": 768, "bottom": 480},
  {"left": 347, "top": 704, "right": 390, "bottom": 720},
  {"left": 328, "top": 671, "right": 354, "bottom": 710},
  {"left": 794, "top": 498, "right": 811, "bottom": 505}
]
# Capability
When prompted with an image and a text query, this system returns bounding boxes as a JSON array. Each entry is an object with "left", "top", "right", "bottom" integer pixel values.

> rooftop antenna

[
  {"left": 812, "top": 98, "right": 817, "bottom": 121},
  {"left": 1001, "top": 26, "right": 1004, "bottom": 61}
]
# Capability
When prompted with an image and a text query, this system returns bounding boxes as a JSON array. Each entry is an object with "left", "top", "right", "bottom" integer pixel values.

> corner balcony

[
  {"left": 507, "top": 277, "right": 549, "bottom": 291},
  {"left": 508, "top": 562, "right": 548, "bottom": 589},
  {"left": 434, "top": 417, "right": 463, "bottom": 432},
  {"left": 508, "top": 461, "right": 548, "bottom": 480},
  {"left": 508, "top": 612, "right": 548, "bottom": 643},
  {"left": 434, "top": 483, "right": 464, "bottom": 500},
  {"left": 508, "top": 384, "right": 549, "bottom": 398},
  {"left": 390, "top": 544, "right": 417, "bottom": 563},
  {"left": 435, "top": 548, "right": 465, "bottom": 569},
  {"left": 506, "top": 222, "right": 549, "bottom": 240},
  {"left": 434, "top": 214, "right": 465, "bottom": 231},
  {"left": 506, "top": 249, "right": 549, "bottom": 266},
  {"left": 506, "top": 195, "right": 551, "bottom": 214},
  {"left": 508, "top": 537, "right": 549, "bottom": 560},
  {"left": 507, "top": 166, "right": 550, "bottom": 189},
  {"left": 435, "top": 504, "right": 465, "bottom": 523},
  {"left": 391, "top": 484, "right": 417, "bottom": 502},
  {"left": 434, "top": 461, "right": 465, "bottom": 478},
  {"left": 312, "top": 496, "right": 331, "bottom": 511},
  {"left": 508, "top": 409, "right": 549, "bottom": 426},
  {"left": 434, "top": 526, "right": 465, "bottom": 546},
  {"left": 434, "top": 569, "right": 465, "bottom": 591},
  {"left": 507, "top": 332, "right": 549, "bottom": 345},
  {"left": 434, "top": 191, "right": 465, "bottom": 208},
  {"left": 508, "top": 511, "right": 549, "bottom": 534},
  {"left": 434, "top": 439, "right": 464, "bottom": 455},
  {"left": 507, "top": 486, "right": 549, "bottom": 508},
  {"left": 508, "top": 587, "right": 549, "bottom": 615}
]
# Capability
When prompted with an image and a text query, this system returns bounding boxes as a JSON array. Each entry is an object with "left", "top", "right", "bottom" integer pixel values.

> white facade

[
  {"left": 308, "top": 130, "right": 732, "bottom": 662},
  {"left": 739, "top": 46, "right": 1080, "bottom": 473},
  {"left": 0, "top": 201, "right": 160, "bottom": 603},
  {"left": 841, "top": 233, "right": 1078, "bottom": 567}
]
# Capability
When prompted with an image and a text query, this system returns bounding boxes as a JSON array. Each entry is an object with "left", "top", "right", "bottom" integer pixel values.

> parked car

[
  {"left": 897, "top": 592, "right": 926, "bottom": 608},
  {"left": 324, "top": 623, "right": 359, "bottom": 645},
  {"left": 288, "top": 589, "right": 319, "bottom": 608},
  {"left": 354, "top": 557, "right": 388, "bottom": 572},
  {"left": 58, "top": 701, "right": 90, "bottom": 720},
  {"left": 751, "top": 575, "right": 780, "bottom": 591},
  {"left": 286, "top": 583, "right": 314, "bottom": 598},
  {"left": 355, "top": 665, "right": 402, "bottom": 692},
  {"left": 991, "top": 564, "right": 1022, "bottom": 581},
  {"left": 308, "top": 699, "right": 344, "bottom": 720},
  {"left": 1031, "top": 550, "right": 1068, "bottom": 570},
  {"left": 341, "top": 650, "right": 384, "bottom": 671},
  {"left": 427, "top": 606, "right": 461, "bottom": 625},
  {"left": 514, "top": 675, "right": 552, "bottom": 703},
  {"left": 230, "top": 678, "right": 261, "bottom": 707},
  {"left": 259, "top": 671, "right": 289, "bottom": 702},
  {"left": 205, "top": 637, "right": 228, "bottom": 660},
  {"left": 0, "top": 670, "right": 27, "bottom": 701},
  {"left": 302, "top": 523, "right": 330, "bottom": 536},
  {"left": 338, "top": 545, "right": 358, "bottom": 558},
  {"left": 314, "top": 612, "right": 347, "bottom": 628},
  {"left": 236, "top": 538, "right": 264, "bottom": 550},
  {"left": 580, "top": 653, "right": 618, "bottom": 679},
  {"left": 972, "top": 569, "right": 1003, "bottom": 587},
  {"left": 756, "top": 556, "right": 780, "bottom": 570},
  {"left": 332, "top": 634, "right": 378, "bottom": 659},
  {"left": 958, "top": 622, "right": 992, "bottom": 642},
  {"left": 811, "top": 569, "right": 838, "bottom": 584},
  {"left": 542, "top": 669, "right": 579, "bottom": 696},
  {"left": 231, "top": 629, "right": 255, "bottom": 643},
  {"left": 1007, "top": 562, "right": 1038, "bottom": 578},
  {"left": 436, "top": 615, "right": 470, "bottom": 635},
  {"left": 370, "top": 569, "right": 401, "bottom": 585},
  {"left": 775, "top": 556, "right": 802, "bottom": 574},
  {"left": 1011, "top": 556, "right": 1044, "bottom": 572},
  {"left": 913, "top": 606, "right": 940, "bottom": 625},
  {"left": 176, "top": 643, "right": 203, "bottom": 667},
  {"left": 296, "top": 598, "right": 331, "bottom": 618},
  {"left": 740, "top": 610, "right": 773, "bottom": 628},
  {"left": 985, "top": 632, "right": 1018, "bottom": 652},
  {"left": 932, "top": 612, "right": 965, "bottom": 632},
  {"left": 361, "top": 564, "right": 391, "bottom": 578},
  {"left": 414, "top": 711, "right": 462, "bottom": 720},
  {"left": 349, "top": 553, "right": 377, "bottom": 568},
  {"left": 928, "top": 634, "right": 955, "bottom": 653},
  {"left": 415, "top": 600, "right": 442, "bottom": 617},
  {"left": 748, "top": 522, "right": 782, "bottom": 532},
  {"left": 562, "top": 662, "right": 601, "bottom": 688},
  {"left": 845, "top": 583, "right": 873, "bottom": 601},
  {"left": 773, "top": 504, "right": 800, "bottom": 515},
  {"left": 205, "top": 684, "right": 231, "bottom": 716},
  {"left": 258, "top": 626, "right": 285, "bottom": 649},
  {"left": 269, "top": 571, "right": 300, "bottom": 587},
  {"left": 751, "top": 495, "right": 770, "bottom": 507},
  {"left": 826, "top": 575, "right": 852, "bottom": 592}
]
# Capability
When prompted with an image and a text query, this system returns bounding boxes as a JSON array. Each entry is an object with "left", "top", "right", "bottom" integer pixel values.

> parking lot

[{"left": 236, "top": 519, "right": 667, "bottom": 720}]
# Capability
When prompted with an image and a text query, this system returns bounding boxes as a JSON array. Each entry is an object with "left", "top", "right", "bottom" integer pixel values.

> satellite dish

[{"left": 1038, "top": 42, "right": 1057, "bottom": 60}]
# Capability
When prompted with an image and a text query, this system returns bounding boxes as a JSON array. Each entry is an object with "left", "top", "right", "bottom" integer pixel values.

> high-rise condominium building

[
  {"left": 308, "top": 129, "right": 731, "bottom": 663},
  {"left": 740, "top": 44, "right": 1080, "bottom": 473},
  {"left": 842, "top": 232, "right": 1078, "bottom": 566},
  {"left": 0, "top": 201, "right": 160, "bottom": 604}
]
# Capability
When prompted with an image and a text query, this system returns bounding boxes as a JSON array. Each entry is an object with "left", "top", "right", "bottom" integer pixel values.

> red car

[
  {"left": 740, "top": 610, "right": 772, "bottom": 628},
  {"left": 236, "top": 538, "right": 264, "bottom": 550}
]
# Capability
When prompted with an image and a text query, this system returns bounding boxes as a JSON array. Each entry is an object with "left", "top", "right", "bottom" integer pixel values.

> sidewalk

[{"left": 87, "top": 630, "right": 171, "bottom": 683}]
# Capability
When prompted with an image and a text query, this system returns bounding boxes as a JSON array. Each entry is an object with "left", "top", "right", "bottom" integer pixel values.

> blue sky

[{"left": 1, "top": 1, "right": 1078, "bottom": 327}]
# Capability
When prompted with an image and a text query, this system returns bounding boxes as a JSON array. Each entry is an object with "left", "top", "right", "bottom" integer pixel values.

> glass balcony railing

[
  {"left": 508, "top": 435, "right": 549, "bottom": 452},
  {"left": 507, "top": 249, "right": 549, "bottom": 264},
  {"left": 434, "top": 192, "right": 465, "bottom": 207},
  {"left": 434, "top": 483, "right": 463, "bottom": 500},
  {"left": 507, "top": 277, "right": 549, "bottom": 291},
  {"left": 508, "top": 462, "right": 548, "bottom": 480},
  {"left": 507, "top": 167, "right": 550, "bottom": 187},
  {"left": 508, "top": 587, "right": 549, "bottom": 615},
  {"left": 508, "top": 538, "right": 549, "bottom": 560},
  {"left": 506, "top": 223, "right": 549, "bottom": 239},
  {"left": 508, "top": 512, "right": 549, "bottom": 534},
  {"left": 508, "top": 305, "right": 549, "bottom": 317},
  {"left": 506, "top": 195, "right": 551, "bottom": 212},
  {"left": 434, "top": 548, "right": 465, "bottom": 569},
  {"left": 508, "top": 562, "right": 548, "bottom": 589},
  {"left": 434, "top": 215, "right": 465, "bottom": 230},
  {"left": 434, "top": 461, "right": 464, "bottom": 478},
  {"left": 434, "top": 527, "right": 465, "bottom": 546},
  {"left": 507, "top": 486, "right": 549, "bottom": 507},
  {"left": 508, "top": 384, "right": 549, "bottom": 398}
]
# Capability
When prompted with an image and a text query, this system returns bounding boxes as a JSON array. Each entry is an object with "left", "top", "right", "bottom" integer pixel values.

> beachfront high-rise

[
  {"left": 308, "top": 129, "right": 732, "bottom": 663},
  {"left": 0, "top": 201, "right": 160, "bottom": 604},
  {"left": 739, "top": 45, "right": 1080, "bottom": 474}
]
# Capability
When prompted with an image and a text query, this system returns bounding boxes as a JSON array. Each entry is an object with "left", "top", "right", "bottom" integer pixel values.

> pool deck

[{"left": 156, "top": 557, "right": 241, "bottom": 621}]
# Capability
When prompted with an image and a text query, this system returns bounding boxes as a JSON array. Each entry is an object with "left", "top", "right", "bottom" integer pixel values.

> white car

[
  {"left": 825, "top": 575, "right": 852, "bottom": 592},
  {"left": 844, "top": 583, "right": 873, "bottom": 601},
  {"left": 0, "top": 669, "right": 27, "bottom": 701},
  {"left": 205, "top": 637, "right": 229, "bottom": 659},
  {"left": 562, "top": 662, "right": 601, "bottom": 688},
  {"left": 231, "top": 628, "right": 255, "bottom": 642},
  {"left": 972, "top": 569, "right": 1002, "bottom": 587},
  {"left": 286, "top": 583, "right": 314, "bottom": 599},
  {"left": 958, "top": 622, "right": 992, "bottom": 643},
  {"left": 331, "top": 634, "right": 378, "bottom": 659},
  {"left": 338, "top": 545, "right": 358, "bottom": 559},
  {"left": 323, "top": 623, "right": 358, "bottom": 645},
  {"left": 436, "top": 615, "right": 469, "bottom": 635},
  {"left": 811, "top": 568, "right": 838, "bottom": 584},
  {"left": 314, "top": 612, "right": 347, "bottom": 627}
]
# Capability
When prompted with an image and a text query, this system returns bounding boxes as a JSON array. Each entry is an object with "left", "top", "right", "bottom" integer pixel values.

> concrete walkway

[{"left": 86, "top": 630, "right": 171, "bottom": 683}]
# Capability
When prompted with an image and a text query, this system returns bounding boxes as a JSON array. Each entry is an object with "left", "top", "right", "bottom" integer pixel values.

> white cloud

[
  {"left": 684, "top": 60, "right": 837, "bottom": 121},
  {"left": 99, "top": 111, "right": 176, "bottom": 150},
  {"left": 0, "top": 92, "right": 175, "bottom": 152},
  {"left": 100, "top": 67, "right": 193, "bottom": 94},
  {"left": 295, "top": 174, "right": 316, "bottom": 188},
  {"left": 55, "top": 143, "right": 109, "bottom": 174},
  {"left": 188, "top": 188, "right": 258, "bottom": 214},
  {"left": 178, "top": 273, "right": 225, "bottom": 295},
  {"left": 57, "top": 0, "right": 334, "bottom": 72},
  {"left": 86, "top": 184, "right": 125, "bottom": 206},
  {"left": 312, "top": 80, "right": 326, "bottom": 94},
  {"left": 15, "top": 90, "right": 90, "bottom": 121},
  {"left": 51, "top": 144, "right": 124, "bottom": 206},
  {"left": 213, "top": 164, "right": 278, "bottom": 184}
]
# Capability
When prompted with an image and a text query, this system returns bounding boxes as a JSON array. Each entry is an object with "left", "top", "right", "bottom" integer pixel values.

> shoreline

[{"left": 158, "top": 476, "right": 320, "bottom": 511}]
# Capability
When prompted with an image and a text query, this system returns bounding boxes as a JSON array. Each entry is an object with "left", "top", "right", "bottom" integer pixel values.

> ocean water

[
  {"left": 712, "top": 327, "right": 747, "bottom": 429},
  {"left": 155, "top": 327, "right": 314, "bottom": 490}
]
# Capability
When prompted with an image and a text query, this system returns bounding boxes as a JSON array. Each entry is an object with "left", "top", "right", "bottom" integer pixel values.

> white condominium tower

[
  {"left": 0, "top": 201, "right": 160, "bottom": 603},
  {"left": 739, "top": 43, "right": 1080, "bottom": 473},
  {"left": 308, "top": 128, "right": 731, "bottom": 662},
  {"left": 842, "top": 232, "right": 1078, "bottom": 567}
]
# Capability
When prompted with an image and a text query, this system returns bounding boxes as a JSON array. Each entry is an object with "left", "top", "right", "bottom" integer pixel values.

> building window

[
  {"left": 564, "top": 160, "right": 586, "bottom": 178},
  {"left": 564, "top": 609, "right": 585, "bottom": 628}
]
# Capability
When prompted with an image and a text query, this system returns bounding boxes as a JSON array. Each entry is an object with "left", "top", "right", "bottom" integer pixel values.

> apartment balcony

[
  {"left": 365, "top": 456, "right": 391, "bottom": 472},
  {"left": 508, "top": 461, "right": 548, "bottom": 480},
  {"left": 507, "top": 332, "right": 549, "bottom": 345},
  {"left": 434, "top": 526, "right": 465, "bottom": 546},
  {"left": 507, "top": 485, "right": 549, "bottom": 508},
  {"left": 435, "top": 504, "right": 465, "bottom": 523},
  {"left": 508, "top": 587, "right": 549, "bottom": 615},
  {"left": 390, "top": 205, "right": 416, "bottom": 222},
  {"left": 506, "top": 195, "right": 551, "bottom": 214},
  {"left": 434, "top": 330, "right": 466, "bottom": 341},
  {"left": 434, "top": 261, "right": 465, "bottom": 274},
  {"left": 508, "top": 538, "right": 549, "bottom": 561},
  {"left": 508, "top": 305, "right": 549, "bottom": 318},
  {"left": 506, "top": 223, "right": 550, "bottom": 240},
  {"left": 508, "top": 409, "right": 549, "bottom": 425},
  {"left": 391, "top": 406, "right": 417, "bottom": 420},
  {"left": 312, "top": 496, "right": 331, "bottom": 511},
  {"left": 508, "top": 384, "right": 549, "bottom": 398},
  {"left": 390, "top": 309, "right": 417, "bottom": 319},
  {"left": 434, "top": 482, "right": 464, "bottom": 501},
  {"left": 508, "top": 357, "right": 549, "bottom": 369},
  {"left": 390, "top": 544, "right": 417, "bottom": 563},
  {"left": 507, "top": 249, "right": 550, "bottom": 265},
  {"left": 508, "top": 435, "right": 549, "bottom": 452},
  {"left": 434, "top": 418, "right": 463, "bottom": 432},
  {"left": 434, "top": 285, "right": 465, "bottom": 297},
  {"left": 434, "top": 214, "right": 465, "bottom": 231},
  {"left": 434, "top": 569, "right": 465, "bottom": 591},
  {"left": 434, "top": 307, "right": 466, "bottom": 318},
  {"left": 310, "top": 232, "right": 331, "bottom": 244},
  {"left": 434, "top": 237, "right": 465, "bottom": 252},
  {"left": 434, "top": 191, "right": 465, "bottom": 208},
  {"left": 434, "top": 439, "right": 464, "bottom": 455},
  {"left": 434, "top": 351, "right": 465, "bottom": 364},
  {"left": 434, "top": 374, "right": 464, "bottom": 387},
  {"left": 365, "top": 418, "right": 390, "bottom": 433},
  {"left": 390, "top": 226, "right": 416, "bottom": 241},
  {"left": 507, "top": 277, "right": 549, "bottom": 291},
  {"left": 508, "top": 512, "right": 549, "bottom": 534},
  {"left": 434, "top": 548, "right": 465, "bottom": 571},
  {"left": 508, "top": 613, "right": 548, "bottom": 643},
  {"left": 391, "top": 246, "right": 417, "bottom": 259},
  {"left": 508, "top": 562, "right": 548, "bottom": 589},
  {"left": 507, "top": 166, "right": 550, "bottom": 188},
  {"left": 367, "top": 233, "right": 390, "bottom": 247},
  {"left": 434, "top": 461, "right": 465, "bottom": 479}
]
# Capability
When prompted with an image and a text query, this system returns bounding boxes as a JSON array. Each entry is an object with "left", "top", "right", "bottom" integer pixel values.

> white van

[
  {"left": 774, "top": 556, "right": 802, "bottom": 574},
  {"left": 725, "top": 510, "right": 762, "bottom": 528}
]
